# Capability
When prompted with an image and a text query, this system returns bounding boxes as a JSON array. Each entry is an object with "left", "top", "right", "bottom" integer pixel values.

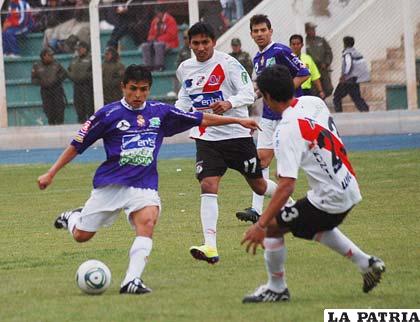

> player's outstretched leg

[
  {"left": 120, "top": 278, "right": 152, "bottom": 295},
  {"left": 362, "top": 256, "right": 385, "bottom": 293},
  {"left": 189, "top": 245, "right": 219, "bottom": 264},
  {"left": 54, "top": 207, "right": 83, "bottom": 229},
  {"left": 242, "top": 284, "right": 290, "bottom": 303}
]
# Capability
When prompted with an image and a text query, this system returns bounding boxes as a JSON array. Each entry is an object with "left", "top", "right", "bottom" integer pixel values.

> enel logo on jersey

[
  {"left": 121, "top": 132, "right": 157, "bottom": 150},
  {"left": 189, "top": 91, "right": 224, "bottom": 110}
]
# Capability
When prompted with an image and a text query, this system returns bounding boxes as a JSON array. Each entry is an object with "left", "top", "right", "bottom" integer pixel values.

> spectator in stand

[
  {"left": 141, "top": 7, "right": 179, "bottom": 71},
  {"left": 220, "top": 0, "right": 243, "bottom": 24},
  {"left": 68, "top": 40, "right": 94, "bottom": 123},
  {"left": 333, "top": 36, "right": 370, "bottom": 113},
  {"left": 106, "top": 0, "right": 153, "bottom": 49},
  {"left": 289, "top": 34, "right": 325, "bottom": 99},
  {"left": 176, "top": 29, "right": 191, "bottom": 68},
  {"left": 42, "top": 0, "right": 90, "bottom": 52},
  {"left": 229, "top": 38, "right": 253, "bottom": 77},
  {"left": 305, "top": 22, "right": 333, "bottom": 97},
  {"left": 200, "top": 2, "right": 227, "bottom": 39},
  {"left": 2, "top": 0, "right": 34, "bottom": 57},
  {"left": 31, "top": 47, "right": 68, "bottom": 125},
  {"left": 102, "top": 46, "right": 125, "bottom": 105},
  {"left": 32, "top": 0, "right": 74, "bottom": 33}
]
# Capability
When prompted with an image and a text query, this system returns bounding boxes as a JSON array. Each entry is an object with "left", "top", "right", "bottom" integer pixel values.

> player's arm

[
  {"left": 37, "top": 145, "right": 78, "bottom": 190},
  {"left": 293, "top": 75, "right": 310, "bottom": 89},
  {"left": 241, "top": 176, "right": 295, "bottom": 254},
  {"left": 201, "top": 113, "right": 261, "bottom": 131}
]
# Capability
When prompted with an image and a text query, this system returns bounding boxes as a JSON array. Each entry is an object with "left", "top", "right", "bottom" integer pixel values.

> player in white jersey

[
  {"left": 240, "top": 65, "right": 385, "bottom": 303},
  {"left": 175, "top": 22, "right": 278, "bottom": 264}
]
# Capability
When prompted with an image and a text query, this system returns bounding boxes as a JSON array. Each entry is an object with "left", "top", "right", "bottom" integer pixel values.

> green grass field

[{"left": 0, "top": 149, "right": 419, "bottom": 322}]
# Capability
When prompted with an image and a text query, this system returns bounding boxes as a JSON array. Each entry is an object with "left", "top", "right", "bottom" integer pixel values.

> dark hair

[
  {"left": 105, "top": 46, "right": 120, "bottom": 63},
  {"left": 343, "top": 36, "right": 355, "bottom": 48},
  {"left": 289, "top": 34, "right": 303, "bottom": 44},
  {"left": 256, "top": 65, "right": 294, "bottom": 103},
  {"left": 40, "top": 47, "right": 54, "bottom": 58},
  {"left": 250, "top": 14, "right": 271, "bottom": 31},
  {"left": 123, "top": 64, "right": 153, "bottom": 86},
  {"left": 188, "top": 22, "right": 215, "bottom": 41}
]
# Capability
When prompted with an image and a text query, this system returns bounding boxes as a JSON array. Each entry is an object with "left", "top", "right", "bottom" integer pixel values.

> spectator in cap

[
  {"left": 141, "top": 7, "right": 179, "bottom": 71},
  {"left": 228, "top": 37, "right": 253, "bottom": 77},
  {"left": 305, "top": 22, "right": 333, "bottom": 97},
  {"left": 68, "top": 40, "right": 94, "bottom": 123},
  {"left": 31, "top": 47, "right": 68, "bottom": 124},
  {"left": 102, "top": 47, "right": 125, "bottom": 105}
]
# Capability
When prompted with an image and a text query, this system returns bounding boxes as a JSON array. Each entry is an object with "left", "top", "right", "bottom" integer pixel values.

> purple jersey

[
  {"left": 71, "top": 99, "right": 203, "bottom": 190},
  {"left": 253, "top": 42, "right": 310, "bottom": 120}
]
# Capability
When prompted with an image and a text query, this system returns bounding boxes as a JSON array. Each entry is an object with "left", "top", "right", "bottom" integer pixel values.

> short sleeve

[
  {"left": 71, "top": 111, "right": 107, "bottom": 154},
  {"left": 274, "top": 123, "right": 306, "bottom": 179},
  {"left": 163, "top": 106, "right": 203, "bottom": 137}
]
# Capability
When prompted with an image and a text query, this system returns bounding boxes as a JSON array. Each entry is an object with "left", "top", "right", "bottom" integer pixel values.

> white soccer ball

[{"left": 76, "top": 260, "right": 111, "bottom": 294}]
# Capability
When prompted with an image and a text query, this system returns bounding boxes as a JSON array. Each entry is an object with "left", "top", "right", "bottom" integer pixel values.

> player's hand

[
  {"left": 37, "top": 172, "right": 53, "bottom": 190},
  {"left": 209, "top": 101, "right": 232, "bottom": 115},
  {"left": 319, "top": 91, "right": 326, "bottom": 99},
  {"left": 241, "top": 223, "right": 266, "bottom": 255},
  {"left": 239, "top": 118, "right": 262, "bottom": 132}
]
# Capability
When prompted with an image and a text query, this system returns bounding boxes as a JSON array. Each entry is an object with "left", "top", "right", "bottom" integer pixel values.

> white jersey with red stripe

[
  {"left": 274, "top": 96, "right": 362, "bottom": 213},
  {"left": 175, "top": 50, "right": 255, "bottom": 141}
]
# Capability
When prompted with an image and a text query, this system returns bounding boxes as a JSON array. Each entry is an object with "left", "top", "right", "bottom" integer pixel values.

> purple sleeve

[
  {"left": 163, "top": 106, "right": 203, "bottom": 137},
  {"left": 71, "top": 112, "right": 107, "bottom": 154},
  {"left": 277, "top": 47, "right": 310, "bottom": 77}
]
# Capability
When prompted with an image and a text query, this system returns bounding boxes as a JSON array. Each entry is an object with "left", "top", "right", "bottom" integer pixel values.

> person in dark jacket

[
  {"left": 102, "top": 47, "right": 125, "bottom": 105},
  {"left": 31, "top": 47, "right": 67, "bottom": 125},
  {"left": 68, "top": 40, "right": 94, "bottom": 123}
]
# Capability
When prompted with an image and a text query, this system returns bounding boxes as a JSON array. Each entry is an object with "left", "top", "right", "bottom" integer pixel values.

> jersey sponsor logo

[
  {"left": 241, "top": 71, "right": 249, "bottom": 84},
  {"left": 149, "top": 117, "right": 161, "bottom": 128},
  {"left": 119, "top": 132, "right": 157, "bottom": 166},
  {"left": 117, "top": 120, "right": 130, "bottom": 131},
  {"left": 189, "top": 91, "right": 224, "bottom": 110},
  {"left": 184, "top": 79, "right": 193, "bottom": 88},
  {"left": 266, "top": 57, "right": 276, "bottom": 66},
  {"left": 195, "top": 75, "right": 206, "bottom": 86}
]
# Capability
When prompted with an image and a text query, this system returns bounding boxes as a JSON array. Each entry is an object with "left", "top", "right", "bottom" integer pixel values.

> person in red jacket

[{"left": 140, "top": 7, "right": 179, "bottom": 71}]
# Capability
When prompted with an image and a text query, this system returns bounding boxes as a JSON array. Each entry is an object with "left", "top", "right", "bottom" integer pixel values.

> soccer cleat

[
  {"left": 54, "top": 207, "right": 83, "bottom": 229},
  {"left": 120, "top": 278, "right": 152, "bottom": 295},
  {"left": 189, "top": 245, "right": 219, "bottom": 264},
  {"left": 362, "top": 256, "right": 385, "bottom": 293},
  {"left": 242, "top": 284, "right": 291, "bottom": 303},
  {"left": 236, "top": 207, "right": 260, "bottom": 223}
]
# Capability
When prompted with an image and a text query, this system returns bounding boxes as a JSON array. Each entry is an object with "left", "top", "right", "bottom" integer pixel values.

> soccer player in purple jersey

[
  {"left": 37, "top": 64, "right": 260, "bottom": 295},
  {"left": 236, "top": 14, "right": 310, "bottom": 224}
]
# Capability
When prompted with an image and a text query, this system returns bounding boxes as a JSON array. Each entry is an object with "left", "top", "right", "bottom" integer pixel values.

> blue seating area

[{"left": 6, "top": 28, "right": 185, "bottom": 126}]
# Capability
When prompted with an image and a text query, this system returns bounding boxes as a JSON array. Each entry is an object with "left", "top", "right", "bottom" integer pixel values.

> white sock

[
  {"left": 68, "top": 211, "right": 81, "bottom": 235},
  {"left": 200, "top": 193, "right": 218, "bottom": 248},
  {"left": 264, "top": 237, "right": 287, "bottom": 292},
  {"left": 251, "top": 167, "right": 269, "bottom": 214},
  {"left": 264, "top": 178, "right": 277, "bottom": 198},
  {"left": 314, "top": 228, "right": 371, "bottom": 272},
  {"left": 121, "top": 236, "right": 153, "bottom": 286}
]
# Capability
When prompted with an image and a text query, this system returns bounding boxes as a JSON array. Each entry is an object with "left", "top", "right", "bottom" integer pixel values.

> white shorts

[
  {"left": 76, "top": 185, "right": 161, "bottom": 232},
  {"left": 256, "top": 118, "right": 282, "bottom": 150}
]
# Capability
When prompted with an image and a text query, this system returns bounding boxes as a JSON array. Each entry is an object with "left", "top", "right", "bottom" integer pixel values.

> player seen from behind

[{"left": 241, "top": 65, "right": 385, "bottom": 303}]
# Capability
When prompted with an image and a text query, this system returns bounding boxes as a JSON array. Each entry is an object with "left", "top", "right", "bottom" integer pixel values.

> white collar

[
  {"left": 259, "top": 42, "right": 275, "bottom": 54},
  {"left": 121, "top": 98, "right": 146, "bottom": 111}
]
